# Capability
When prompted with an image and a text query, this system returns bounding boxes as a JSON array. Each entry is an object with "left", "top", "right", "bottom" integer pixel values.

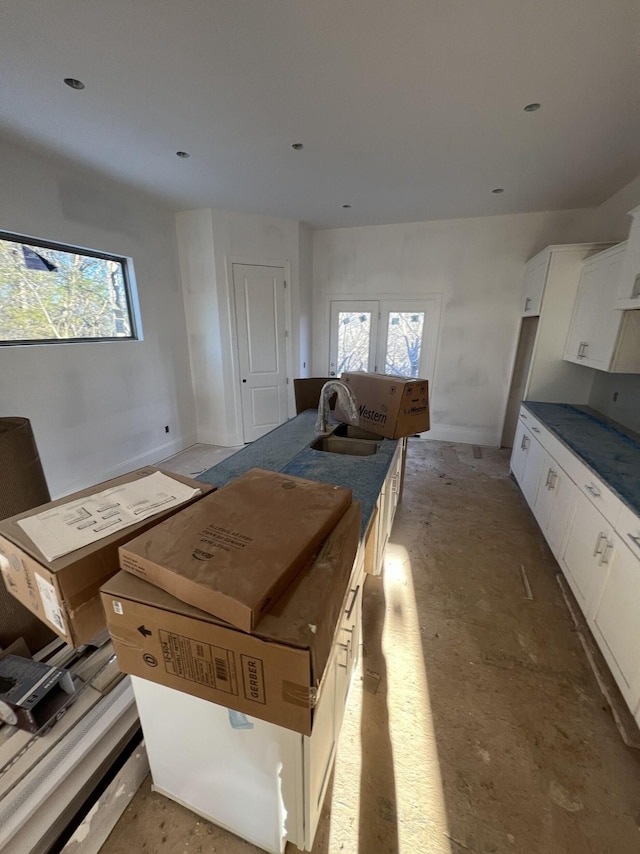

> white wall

[
  {"left": 312, "top": 209, "right": 590, "bottom": 446},
  {"left": 586, "top": 174, "right": 640, "bottom": 432},
  {"left": 177, "top": 208, "right": 303, "bottom": 446},
  {"left": 298, "top": 222, "right": 313, "bottom": 378},
  {"left": 0, "top": 138, "right": 196, "bottom": 497}
]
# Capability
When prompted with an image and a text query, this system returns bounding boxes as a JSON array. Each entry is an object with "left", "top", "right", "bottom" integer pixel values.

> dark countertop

[
  {"left": 522, "top": 402, "right": 640, "bottom": 516},
  {"left": 197, "top": 410, "right": 399, "bottom": 536}
]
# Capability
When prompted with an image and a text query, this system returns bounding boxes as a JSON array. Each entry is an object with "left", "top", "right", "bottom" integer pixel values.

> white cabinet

[
  {"left": 564, "top": 243, "right": 640, "bottom": 373},
  {"left": 521, "top": 250, "right": 549, "bottom": 316},
  {"left": 511, "top": 404, "right": 640, "bottom": 727},
  {"left": 560, "top": 492, "right": 613, "bottom": 614},
  {"left": 511, "top": 420, "right": 545, "bottom": 507},
  {"left": 533, "top": 453, "right": 576, "bottom": 559},
  {"left": 370, "top": 439, "right": 405, "bottom": 576},
  {"left": 615, "top": 206, "right": 640, "bottom": 309},
  {"left": 591, "top": 535, "right": 640, "bottom": 709}
]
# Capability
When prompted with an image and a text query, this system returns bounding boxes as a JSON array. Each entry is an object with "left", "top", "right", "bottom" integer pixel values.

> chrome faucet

[{"left": 315, "top": 380, "right": 358, "bottom": 436}]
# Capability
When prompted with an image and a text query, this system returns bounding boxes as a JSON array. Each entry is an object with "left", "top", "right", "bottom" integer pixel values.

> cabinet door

[
  {"left": 305, "top": 651, "right": 337, "bottom": 848},
  {"left": 522, "top": 252, "right": 549, "bottom": 316},
  {"left": 536, "top": 459, "right": 577, "bottom": 559},
  {"left": 519, "top": 431, "right": 545, "bottom": 508},
  {"left": 564, "top": 259, "right": 602, "bottom": 364},
  {"left": 560, "top": 491, "right": 613, "bottom": 614},
  {"left": 510, "top": 420, "right": 529, "bottom": 485},
  {"left": 591, "top": 535, "right": 640, "bottom": 709},
  {"left": 581, "top": 247, "right": 624, "bottom": 369},
  {"left": 615, "top": 215, "right": 640, "bottom": 309}
]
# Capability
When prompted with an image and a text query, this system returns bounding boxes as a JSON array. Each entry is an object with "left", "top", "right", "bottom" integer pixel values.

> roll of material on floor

[{"left": 0, "top": 417, "right": 55, "bottom": 652}]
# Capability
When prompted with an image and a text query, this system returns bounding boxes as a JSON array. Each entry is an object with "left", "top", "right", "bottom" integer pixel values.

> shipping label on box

[
  {"left": 102, "top": 502, "right": 361, "bottom": 734},
  {"left": 336, "top": 372, "right": 430, "bottom": 439},
  {"left": 0, "top": 468, "right": 214, "bottom": 648}
]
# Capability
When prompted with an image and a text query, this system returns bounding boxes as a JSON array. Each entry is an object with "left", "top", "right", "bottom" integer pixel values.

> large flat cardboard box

[
  {"left": 102, "top": 502, "right": 361, "bottom": 734},
  {"left": 0, "top": 469, "right": 214, "bottom": 648},
  {"left": 336, "top": 372, "right": 430, "bottom": 439},
  {"left": 119, "top": 468, "right": 352, "bottom": 632}
]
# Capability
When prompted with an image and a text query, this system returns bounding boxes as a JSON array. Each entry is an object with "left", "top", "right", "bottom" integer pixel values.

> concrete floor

[{"left": 101, "top": 439, "right": 640, "bottom": 854}]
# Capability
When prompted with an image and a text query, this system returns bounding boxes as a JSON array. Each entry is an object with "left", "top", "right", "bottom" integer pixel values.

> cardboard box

[
  {"left": 0, "top": 469, "right": 214, "bottom": 648},
  {"left": 0, "top": 654, "right": 75, "bottom": 733},
  {"left": 119, "top": 468, "right": 352, "bottom": 633},
  {"left": 336, "top": 372, "right": 430, "bottom": 439},
  {"left": 102, "top": 502, "right": 361, "bottom": 734}
]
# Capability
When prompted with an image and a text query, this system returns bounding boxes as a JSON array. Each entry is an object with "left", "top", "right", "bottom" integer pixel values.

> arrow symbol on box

[{"left": 137, "top": 625, "right": 152, "bottom": 638}]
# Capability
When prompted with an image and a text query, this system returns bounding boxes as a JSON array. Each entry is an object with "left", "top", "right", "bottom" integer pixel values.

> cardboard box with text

[
  {"left": 102, "top": 502, "right": 361, "bottom": 734},
  {"left": 0, "top": 469, "right": 214, "bottom": 647},
  {"left": 336, "top": 372, "right": 429, "bottom": 439},
  {"left": 119, "top": 468, "right": 352, "bottom": 632}
]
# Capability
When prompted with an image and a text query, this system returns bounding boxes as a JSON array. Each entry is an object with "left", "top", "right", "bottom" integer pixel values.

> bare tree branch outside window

[{"left": 0, "top": 234, "right": 136, "bottom": 344}]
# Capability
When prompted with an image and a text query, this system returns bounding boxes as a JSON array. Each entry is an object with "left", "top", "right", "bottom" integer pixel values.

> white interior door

[{"left": 233, "top": 264, "right": 288, "bottom": 443}]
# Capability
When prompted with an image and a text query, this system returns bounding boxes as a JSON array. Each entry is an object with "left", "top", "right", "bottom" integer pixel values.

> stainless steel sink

[
  {"left": 332, "top": 424, "right": 385, "bottom": 441},
  {"left": 311, "top": 436, "right": 379, "bottom": 456}
]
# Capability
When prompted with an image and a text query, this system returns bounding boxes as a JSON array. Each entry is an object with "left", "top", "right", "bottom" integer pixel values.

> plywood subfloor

[{"left": 101, "top": 439, "right": 640, "bottom": 854}]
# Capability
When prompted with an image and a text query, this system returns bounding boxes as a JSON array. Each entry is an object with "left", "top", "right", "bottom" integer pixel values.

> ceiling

[{"left": 1, "top": 1, "right": 639, "bottom": 228}]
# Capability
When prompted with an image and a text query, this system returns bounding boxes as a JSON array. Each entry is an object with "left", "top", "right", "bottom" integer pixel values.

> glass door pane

[
  {"left": 384, "top": 311, "right": 425, "bottom": 377},
  {"left": 329, "top": 301, "right": 378, "bottom": 376}
]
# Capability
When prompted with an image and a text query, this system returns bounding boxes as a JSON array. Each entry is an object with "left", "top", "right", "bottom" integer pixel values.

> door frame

[
  {"left": 226, "top": 256, "right": 294, "bottom": 443},
  {"left": 326, "top": 292, "right": 442, "bottom": 390}
]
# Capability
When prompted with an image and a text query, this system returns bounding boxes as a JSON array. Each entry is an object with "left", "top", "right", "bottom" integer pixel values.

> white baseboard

[
  {"left": 422, "top": 425, "right": 500, "bottom": 447},
  {"left": 50, "top": 433, "right": 198, "bottom": 499}
]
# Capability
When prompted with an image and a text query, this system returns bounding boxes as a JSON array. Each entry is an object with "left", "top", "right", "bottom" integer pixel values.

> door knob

[{"left": 242, "top": 379, "right": 247, "bottom": 383}]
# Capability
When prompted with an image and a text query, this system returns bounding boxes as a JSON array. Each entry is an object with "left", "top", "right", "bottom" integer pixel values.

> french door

[{"left": 328, "top": 298, "right": 439, "bottom": 383}]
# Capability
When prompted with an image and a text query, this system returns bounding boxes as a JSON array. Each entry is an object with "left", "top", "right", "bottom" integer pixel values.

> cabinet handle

[
  {"left": 593, "top": 532, "right": 606, "bottom": 557},
  {"left": 548, "top": 470, "right": 557, "bottom": 490},
  {"left": 520, "top": 435, "right": 529, "bottom": 451},
  {"left": 599, "top": 541, "right": 614, "bottom": 566},
  {"left": 627, "top": 533, "right": 640, "bottom": 549},
  {"left": 344, "top": 585, "right": 360, "bottom": 620},
  {"left": 531, "top": 426, "right": 540, "bottom": 433},
  {"left": 545, "top": 469, "right": 552, "bottom": 488},
  {"left": 521, "top": 413, "right": 527, "bottom": 420},
  {"left": 524, "top": 297, "right": 531, "bottom": 311},
  {"left": 585, "top": 483, "right": 601, "bottom": 498}
]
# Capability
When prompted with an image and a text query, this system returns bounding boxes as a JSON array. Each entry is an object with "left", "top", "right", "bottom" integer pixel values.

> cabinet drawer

[
  {"left": 574, "top": 471, "right": 621, "bottom": 528},
  {"left": 616, "top": 502, "right": 640, "bottom": 562}
]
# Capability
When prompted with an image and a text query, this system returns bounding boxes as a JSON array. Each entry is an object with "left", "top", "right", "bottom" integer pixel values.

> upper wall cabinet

[
  {"left": 615, "top": 206, "right": 640, "bottom": 309},
  {"left": 564, "top": 242, "right": 640, "bottom": 373},
  {"left": 521, "top": 250, "right": 550, "bottom": 316}
]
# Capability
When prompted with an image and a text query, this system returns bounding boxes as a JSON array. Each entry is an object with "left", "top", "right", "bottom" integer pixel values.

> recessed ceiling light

[
  {"left": 292, "top": 143, "right": 304, "bottom": 150},
  {"left": 64, "top": 78, "right": 85, "bottom": 90},
  {"left": 523, "top": 102, "right": 541, "bottom": 112},
  {"left": 342, "top": 204, "right": 352, "bottom": 209},
  {"left": 492, "top": 188, "right": 504, "bottom": 194},
  {"left": 176, "top": 151, "right": 190, "bottom": 158}
]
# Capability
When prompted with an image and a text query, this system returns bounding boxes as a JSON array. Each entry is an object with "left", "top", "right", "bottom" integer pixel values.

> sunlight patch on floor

[{"left": 383, "top": 542, "right": 452, "bottom": 853}]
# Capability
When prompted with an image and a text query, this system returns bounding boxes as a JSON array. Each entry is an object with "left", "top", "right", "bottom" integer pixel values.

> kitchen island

[
  {"left": 197, "top": 408, "right": 402, "bottom": 537},
  {"left": 133, "top": 410, "right": 406, "bottom": 854}
]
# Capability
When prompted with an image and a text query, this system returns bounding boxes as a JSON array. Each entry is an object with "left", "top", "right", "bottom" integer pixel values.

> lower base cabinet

[
  {"left": 560, "top": 491, "right": 614, "bottom": 614},
  {"left": 511, "top": 406, "right": 640, "bottom": 727},
  {"left": 591, "top": 534, "right": 640, "bottom": 711}
]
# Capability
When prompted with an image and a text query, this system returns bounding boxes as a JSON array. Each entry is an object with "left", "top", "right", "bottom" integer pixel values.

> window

[
  {"left": 329, "top": 297, "right": 441, "bottom": 384},
  {"left": 0, "top": 232, "right": 139, "bottom": 344}
]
